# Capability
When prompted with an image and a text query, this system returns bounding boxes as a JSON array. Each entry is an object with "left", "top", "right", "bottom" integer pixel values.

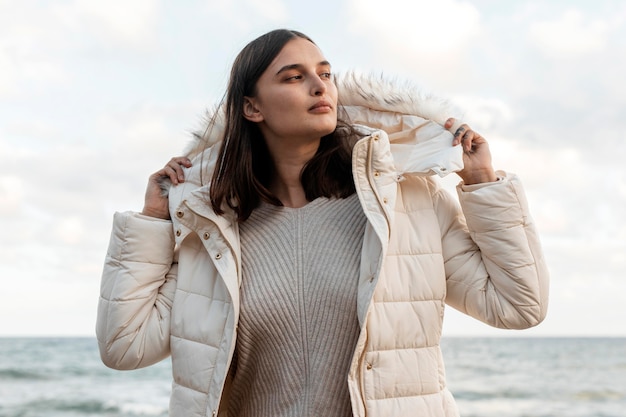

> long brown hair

[{"left": 210, "top": 29, "right": 357, "bottom": 221}]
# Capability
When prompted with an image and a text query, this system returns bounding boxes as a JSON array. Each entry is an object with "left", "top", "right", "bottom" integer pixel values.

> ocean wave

[
  {"left": 120, "top": 403, "right": 169, "bottom": 416},
  {"left": 453, "top": 389, "right": 534, "bottom": 401},
  {"left": 0, "top": 399, "right": 120, "bottom": 417},
  {"left": 9, "top": 398, "right": 168, "bottom": 416},
  {"left": 0, "top": 369, "right": 50, "bottom": 381},
  {"left": 573, "top": 389, "right": 626, "bottom": 401}
]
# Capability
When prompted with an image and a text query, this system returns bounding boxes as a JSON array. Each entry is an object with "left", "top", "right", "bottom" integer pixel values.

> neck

[{"left": 265, "top": 136, "right": 320, "bottom": 208}]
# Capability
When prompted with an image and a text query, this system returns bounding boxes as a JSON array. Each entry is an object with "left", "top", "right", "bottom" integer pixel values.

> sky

[{"left": 1, "top": 0, "right": 624, "bottom": 337}]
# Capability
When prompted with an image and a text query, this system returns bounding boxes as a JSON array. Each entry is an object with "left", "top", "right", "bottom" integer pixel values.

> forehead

[{"left": 267, "top": 38, "right": 328, "bottom": 72}]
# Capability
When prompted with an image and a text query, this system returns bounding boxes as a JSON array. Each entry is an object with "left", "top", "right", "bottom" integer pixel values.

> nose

[{"left": 310, "top": 75, "right": 327, "bottom": 96}]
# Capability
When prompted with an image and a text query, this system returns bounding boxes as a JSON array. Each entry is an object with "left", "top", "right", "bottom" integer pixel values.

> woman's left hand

[{"left": 445, "top": 118, "right": 498, "bottom": 185}]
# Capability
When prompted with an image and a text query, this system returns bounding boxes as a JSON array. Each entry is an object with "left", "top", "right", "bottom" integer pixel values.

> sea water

[
  {"left": 443, "top": 337, "right": 626, "bottom": 417},
  {"left": 0, "top": 337, "right": 624, "bottom": 417}
]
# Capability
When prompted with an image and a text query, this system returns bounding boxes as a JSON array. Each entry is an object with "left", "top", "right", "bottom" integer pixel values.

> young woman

[{"left": 97, "top": 29, "right": 549, "bottom": 417}]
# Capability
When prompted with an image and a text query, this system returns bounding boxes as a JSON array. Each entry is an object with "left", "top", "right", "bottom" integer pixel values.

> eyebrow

[{"left": 275, "top": 60, "right": 331, "bottom": 76}]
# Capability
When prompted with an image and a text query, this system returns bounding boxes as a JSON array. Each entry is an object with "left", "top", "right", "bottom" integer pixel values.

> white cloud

[
  {"left": 0, "top": 256, "right": 102, "bottom": 335},
  {"left": 348, "top": 0, "right": 480, "bottom": 53},
  {"left": 0, "top": 2, "right": 68, "bottom": 96},
  {"left": 204, "top": 0, "right": 289, "bottom": 34},
  {"left": 450, "top": 96, "right": 514, "bottom": 131},
  {"left": 0, "top": 0, "right": 161, "bottom": 97},
  {"left": 0, "top": 176, "right": 23, "bottom": 215},
  {"left": 529, "top": 9, "right": 610, "bottom": 57},
  {"left": 56, "top": 0, "right": 161, "bottom": 49},
  {"left": 343, "top": 0, "right": 483, "bottom": 89},
  {"left": 54, "top": 216, "right": 86, "bottom": 246},
  {"left": 247, "top": 0, "right": 289, "bottom": 22},
  {"left": 92, "top": 104, "right": 197, "bottom": 160},
  {"left": 349, "top": 0, "right": 480, "bottom": 56}
]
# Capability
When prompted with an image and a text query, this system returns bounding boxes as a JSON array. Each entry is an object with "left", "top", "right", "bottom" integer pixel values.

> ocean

[{"left": 0, "top": 337, "right": 624, "bottom": 417}]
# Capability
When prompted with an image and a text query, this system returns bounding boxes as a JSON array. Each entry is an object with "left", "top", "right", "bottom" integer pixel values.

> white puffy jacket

[{"left": 97, "top": 73, "right": 549, "bottom": 417}]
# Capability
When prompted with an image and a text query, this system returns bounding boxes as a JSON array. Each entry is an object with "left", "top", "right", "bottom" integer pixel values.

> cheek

[
  {"left": 266, "top": 91, "right": 300, "bottom": 114},
  {"left": 328, "top": 83, "right": 339, "bottom": 104}
]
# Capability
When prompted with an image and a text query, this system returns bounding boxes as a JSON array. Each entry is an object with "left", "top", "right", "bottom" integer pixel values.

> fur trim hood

[{"left": 335, "top": 71, "right": 463, "bottom": 129}]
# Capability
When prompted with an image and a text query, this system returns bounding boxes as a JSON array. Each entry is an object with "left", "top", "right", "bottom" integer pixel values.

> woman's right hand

[{"left": 141, "top": 157, "right": 192, "bottom": 220}]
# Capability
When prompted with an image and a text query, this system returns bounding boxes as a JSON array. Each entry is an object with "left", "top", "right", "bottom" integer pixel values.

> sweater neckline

[{"left": 258, "top": 196, "right": 328, "bottom": 214}]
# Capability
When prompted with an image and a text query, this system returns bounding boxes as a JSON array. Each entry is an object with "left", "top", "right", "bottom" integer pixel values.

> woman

[{"left": 97, "top": 29, "right": 549, "bottom": 417}]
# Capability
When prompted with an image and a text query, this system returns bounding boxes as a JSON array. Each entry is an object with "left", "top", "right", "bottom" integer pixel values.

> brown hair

[{"left": 209, "top": 29, "right": 357, "bottom": 221}]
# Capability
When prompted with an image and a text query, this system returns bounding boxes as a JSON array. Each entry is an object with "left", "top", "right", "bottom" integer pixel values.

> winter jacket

[{"left": 97, "top": 72, "right": 549, "bottom": 417}]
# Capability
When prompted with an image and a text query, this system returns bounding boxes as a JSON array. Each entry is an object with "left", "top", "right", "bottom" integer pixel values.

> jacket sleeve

[
  {"left": 436, "top": 172, "right": 549, "bottom": 329},
  {"left": 96, "top": 211, "right": 178, "bottom": 369}
]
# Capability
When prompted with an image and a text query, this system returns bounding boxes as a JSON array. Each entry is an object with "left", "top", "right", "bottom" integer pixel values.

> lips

[{"left": 309, "top": 100, "right": 333, "bottom": 111}]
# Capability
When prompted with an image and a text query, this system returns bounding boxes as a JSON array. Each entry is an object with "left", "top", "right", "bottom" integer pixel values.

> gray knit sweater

[{"left": 228, "top": 194, "right": 367, "bottom": 417}]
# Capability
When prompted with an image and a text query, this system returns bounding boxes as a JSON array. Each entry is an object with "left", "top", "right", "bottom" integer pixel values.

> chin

[
  {"left": 298, "top": 116, "right": 338, "bottom": 138},
  {"left": 319, "top": 119, "right": 338, "bottom": 137}
]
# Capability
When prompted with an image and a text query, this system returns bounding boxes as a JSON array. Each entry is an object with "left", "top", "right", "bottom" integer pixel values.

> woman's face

[{"left": 243, "top": 37, "right": 338, "bottom": 146}]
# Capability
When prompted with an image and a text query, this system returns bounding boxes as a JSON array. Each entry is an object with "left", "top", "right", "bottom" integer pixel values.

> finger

[
  {"left": 165, "top": 157, "right": 191, "bottom": 183},
  {"left": 462, "top": 130, "right": 486, "bottom": 154},
  {"left": 171, "top": 156, "right": 192, "bottom": 168},
  {"left": 453, "top": 124, "right": 468, "bottom": 146},
  {"left": 162, "top": 165, "right": 181, "bottom": 184},
  {"left": 444, "top": 118, "right": 455, "bottom": 130},
  {"left": 148, "top": 166, "right": 175, "bottom": 186},
  {"left": 462, "top": 130, "right": 478, "bottom": 153},
  {"left": 148, "top": 169, "right": 166, "bottom": 182}
]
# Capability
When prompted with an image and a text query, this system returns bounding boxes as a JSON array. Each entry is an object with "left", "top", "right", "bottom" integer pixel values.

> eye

[
  {"left": 320, "top": 72, "right": 332, "bottom": 79},
  {"left": 285, "top": 74, "right": 303, "bottom": 81}
]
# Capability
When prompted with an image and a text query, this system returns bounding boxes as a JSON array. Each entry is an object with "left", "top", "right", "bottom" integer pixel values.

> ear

[{"left": 243, "top": 97, "right": 264, "bottom": 123}]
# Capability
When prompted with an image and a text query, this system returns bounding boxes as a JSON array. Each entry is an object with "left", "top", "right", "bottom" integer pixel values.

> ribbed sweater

[{"left": 228, "top": 194, "right": 367, "bottom": 417}]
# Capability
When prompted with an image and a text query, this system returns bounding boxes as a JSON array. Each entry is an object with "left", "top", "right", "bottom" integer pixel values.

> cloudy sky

[{"left": 1, "top": 0, "right": 624, "bottom": 337}]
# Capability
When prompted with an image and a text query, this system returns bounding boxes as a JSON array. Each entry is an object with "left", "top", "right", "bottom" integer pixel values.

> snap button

[
  {"left": 372, "top": 134, "right": 379, "bottom": 141},
  {"left": 203, "top": 232, "right": 210, "bottom": 240},
  {"left": 440, "top": 167, "right": 447, "bottom": 172},
  {"left": 176, "top": 210, "right": 184, "bottom": 218},
  {"left": 383, "top": 197, "right": 388, "bottom": 204},
  {"left": 215, "top": 253, "right": 222, "bottom": 260},
  {"left": 366, "top": 363, "right": 373, "bottom": 370},
  {"left": 369, "top": 276, "right": 375, "bottom": 283},
  {"left": 374, "top": 171, "right": 380, "bottom": 177},
  {"left": 175, "top": 229, "right": 181, "bottom": 237}
]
